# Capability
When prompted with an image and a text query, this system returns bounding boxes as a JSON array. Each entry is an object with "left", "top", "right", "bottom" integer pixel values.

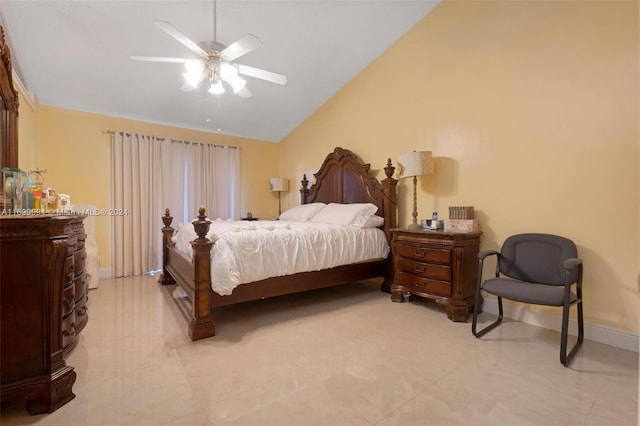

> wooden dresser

[
  {"left": 0, "top": 214, "right": 87, "bottom": 414},
  {"left": 390, "top": 228, "right": 481, "bottom": 321}
]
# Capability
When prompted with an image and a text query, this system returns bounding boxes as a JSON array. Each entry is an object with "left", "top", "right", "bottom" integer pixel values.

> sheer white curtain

[
  {"left": 112, "top": 131, "right": 240, "bottom": 278},
  {"left": 185, "top": 142, "right": 240, "bottom": 221}
]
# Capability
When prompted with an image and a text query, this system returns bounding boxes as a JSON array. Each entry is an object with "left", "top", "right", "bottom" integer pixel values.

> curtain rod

[{"left": 102, "top": 130, "right": 238, "bottom": 149}]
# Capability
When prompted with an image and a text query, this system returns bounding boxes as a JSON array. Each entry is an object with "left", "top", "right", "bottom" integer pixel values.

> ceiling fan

[{"left": 131, "top": 1, "right": 287, "bottom": 98}]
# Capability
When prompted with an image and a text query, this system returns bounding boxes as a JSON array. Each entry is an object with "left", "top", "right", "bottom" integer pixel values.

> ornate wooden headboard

[{"left": 299, "top": 147, "right": 397, "bottom": 241}]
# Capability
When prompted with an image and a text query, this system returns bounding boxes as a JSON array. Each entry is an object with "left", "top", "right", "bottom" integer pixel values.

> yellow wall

[
  {"left": 280, "top": 1, "right": 639, "bottom": 333},
  {"left": 32, "top": 106, "right": 278, "bottom": 269},
  {"left": 17, "top": 88, "right": 38, "bottom": 171}
]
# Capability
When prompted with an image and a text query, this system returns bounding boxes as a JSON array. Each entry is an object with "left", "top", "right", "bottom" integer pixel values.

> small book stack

[{"left": 444, "top": 206, "right": 480, "bottom": 232}]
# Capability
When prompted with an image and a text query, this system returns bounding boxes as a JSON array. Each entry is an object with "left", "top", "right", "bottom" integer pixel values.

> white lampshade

[
  {"left": 183, "top": 60, "right": 204, "bottom": 88},
  {"left": 398, "top": 151, "right": 434, "bottom": 178},
  {"left": 269, "top": 177, "right": 289, "bottom": 192},
  {"left": 219, "top": 62, "right": 239, "bottom": 82},
  {"left": 208, "top": 79, "right": 225, "bottom": 94},
  {"left": 232, "top": 77, "right": 247, "bottom": 93}
]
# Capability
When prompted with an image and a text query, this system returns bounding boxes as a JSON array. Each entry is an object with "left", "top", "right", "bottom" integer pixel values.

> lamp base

[{"left": 407, "top": 222, "right": 422, "bottom": 231}]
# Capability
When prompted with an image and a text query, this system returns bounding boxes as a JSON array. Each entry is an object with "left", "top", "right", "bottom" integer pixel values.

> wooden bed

[{"left": 160, "top": 147, "right": 398, "bottom": 341}]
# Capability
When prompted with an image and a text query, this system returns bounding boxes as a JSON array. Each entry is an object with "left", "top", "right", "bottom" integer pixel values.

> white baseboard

[
  {"left": 482, "top": 298, "right": 639, "bottom": 353},
  {"left": 98, "top": 267, "right": 113, "bottom": 279}
]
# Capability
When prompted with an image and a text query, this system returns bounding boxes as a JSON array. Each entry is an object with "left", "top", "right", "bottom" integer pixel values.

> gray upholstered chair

[{"left": 472, "top": 233, "right": 584, "bottom": 366}]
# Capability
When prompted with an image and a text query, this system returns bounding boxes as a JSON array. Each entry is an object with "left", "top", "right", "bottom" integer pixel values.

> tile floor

[{"left": 1, "top": 275, "right": 638, "bottom": 425}]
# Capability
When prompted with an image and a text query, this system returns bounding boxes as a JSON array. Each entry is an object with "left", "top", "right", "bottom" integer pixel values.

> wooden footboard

[{"left": 161, "top": 207, "right": 217, "bottom": 341}]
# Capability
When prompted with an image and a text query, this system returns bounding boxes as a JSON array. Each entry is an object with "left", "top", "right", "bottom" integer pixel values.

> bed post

[
  {"left": 189, "top": 207, "right": 217, "bottom": 341},
  {"left": 160, "top": 208, "right": 176, "bottom": 286},
  {"left": 381, "top": 158, "right": 398, "bottom": 293},
  {"left": 300, "top": 174, "right": 309, "bottom": 204}
]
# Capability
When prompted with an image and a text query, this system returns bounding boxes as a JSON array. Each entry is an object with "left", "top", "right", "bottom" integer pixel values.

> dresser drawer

[
  {"left": 66, "top": 235, "right": 77, "bottom": 254},
  {"left": 398, "top": 273, "right": 451, "bottom": 297},
  {"left": 74, "top": 273, "right": 86, "bottom": 301},
  {"left": 61, "top": 314, "right": 76, "bottom": 349},
  {"left": 75, "top": 294, "right": 89, "bottom": 334},
  {"left": 74, "top": 250, "right": 86, "bottom": 278},
  {"left": 397, "top": 258, "right": 451, "bottom": 281},
  {"left": 396, "top": 244, "right": 451, "bottom": 264},
  {"left": 62, "top": 284, "right": 75, "bottom": 317},
  {"left": 64, "top": 255, "right": 75, "bottom": 284},
  {"left": 76, "top": 233, "right": 86, "bottom": 250}
]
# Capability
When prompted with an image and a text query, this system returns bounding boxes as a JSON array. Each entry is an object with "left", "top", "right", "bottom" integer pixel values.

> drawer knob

[
  {"left": 414, "top": 250, "right": 426, "bottom": 258},
  {"left": 415, "top": 279, "right": 426, "bottom": 288},
  {"left": 414, "top": 265, "right": 426, "bottom": 273}
]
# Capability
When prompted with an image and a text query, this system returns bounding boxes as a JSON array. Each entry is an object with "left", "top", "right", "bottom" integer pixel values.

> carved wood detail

[
  {"left": 0, "top": 25, "right": 19, "bottom": 172},
  {"left": 1, "top": 215, "right": 86, "bottom": 414}
]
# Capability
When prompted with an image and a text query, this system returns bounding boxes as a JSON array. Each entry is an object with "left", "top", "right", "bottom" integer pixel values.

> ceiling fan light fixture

[
  {"left": 208, "top": 79, "right": 225, "bottom": 95},
  {"left": 232, "top": 77, "right": 246, "bottom": 93},
  {"left": 184, "top": 60, "right": 204, "bottom": 88},
  {"left": 219, "top": 62, "right": 239, "bottom": 82},
  {"left": 183, "top": 72, "right": 200, "bottom": 88},
  {"left": 133, "top": 12, "right": 287, "bottom": 99}
]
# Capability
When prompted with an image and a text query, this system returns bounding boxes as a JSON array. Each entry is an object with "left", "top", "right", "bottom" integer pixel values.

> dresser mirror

[{"left": 0, "top": 25, "right": 19, "bottom": 205}]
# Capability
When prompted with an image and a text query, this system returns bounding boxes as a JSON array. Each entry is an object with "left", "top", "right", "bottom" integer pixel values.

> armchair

[{"left": 472, "top": 233, "right": 584, "bottom": 366}]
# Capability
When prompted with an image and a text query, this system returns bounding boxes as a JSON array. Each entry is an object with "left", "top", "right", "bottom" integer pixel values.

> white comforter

[{"left": 172, "top": 220, "right": 389, "bottom": 296}]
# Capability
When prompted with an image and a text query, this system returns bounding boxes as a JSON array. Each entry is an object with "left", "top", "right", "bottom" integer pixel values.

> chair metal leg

[
  {"left": 560, "top": 299, "right": 584, "bottom": 366},
  {"left": 472, "top": 296, "right": 503, "bottom": 338}
]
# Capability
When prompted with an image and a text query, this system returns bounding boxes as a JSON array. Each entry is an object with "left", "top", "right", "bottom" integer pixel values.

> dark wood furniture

[
  {"left": 0, "top": 25, "right": 18, "bottom": 171},
  {"left": 0, "top": 214, "right": 87, "bottom": 414},
  {"left": 0, "top": 25, "right": 19, "bottom": 205},
  {"left": 160, "top": 147, "right": 398, "bottom": 341},
  {"left": 390, "top": 228, "right": 481, "bottom": 321}
]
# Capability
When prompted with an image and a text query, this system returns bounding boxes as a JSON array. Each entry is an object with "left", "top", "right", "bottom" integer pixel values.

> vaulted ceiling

[{"left": 0, "top": 1, "right": 439, "bottom": 142}]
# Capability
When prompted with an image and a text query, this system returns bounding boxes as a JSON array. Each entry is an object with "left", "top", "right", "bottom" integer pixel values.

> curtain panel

[{"left": 112, "top": 131, "right": 240, "bottom": 278}]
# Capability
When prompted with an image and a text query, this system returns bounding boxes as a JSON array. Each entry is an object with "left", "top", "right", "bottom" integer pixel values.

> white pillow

[
  {"left": 309, "top": 203, "right": 378, "bottom": 227},
  {"left": 362, "top": 215, "right": 385, "bottom": 228},
  {"left": 279, "top": 202, "right": 327, "bottom": 221},
  {"left": 173, "top": 223, "right": 197, "bottom": 254}
]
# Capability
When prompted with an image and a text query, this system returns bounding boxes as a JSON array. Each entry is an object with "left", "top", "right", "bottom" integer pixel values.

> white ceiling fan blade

[
  {"left": 153, "top": 20, "right": 206, "bottom": 55},
  {"left": 221, "top": 34, "right": 262, "bottom": 61},
  {"left": 237, "top": 87, "right": 253, "bottom": 98},
  {"left": 130, "top": 56, "right": 188, "bottom": 63},
  {"left": 238, "top": 65, "right": 287, "bottom": 85}
]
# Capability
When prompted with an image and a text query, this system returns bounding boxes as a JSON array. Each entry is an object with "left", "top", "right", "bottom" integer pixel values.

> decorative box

[
  {"left": 448, "top": 206, "right": 475, "bottom": 220},
  {"left": 443, "top": 219, "right": 480, "bottom": 232}
]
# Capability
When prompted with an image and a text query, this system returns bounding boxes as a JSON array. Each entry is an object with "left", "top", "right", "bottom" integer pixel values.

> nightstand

[{"left": 390, "top": 228, "right": 482, "bottom": 322}]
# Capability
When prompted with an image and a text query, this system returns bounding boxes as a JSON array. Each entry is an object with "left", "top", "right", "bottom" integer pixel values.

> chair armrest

[
  {"left": 563, "top": 258, "right": 582, "bottom": 270},
  {"left": 478, "top": 250, "right": 501, "bottom": 281},
  {"left": 479, "top": 249, "right": 499, "bottom": 260},
  {"left": 563, "top": 257, "right": 583, "bottom": 285}
]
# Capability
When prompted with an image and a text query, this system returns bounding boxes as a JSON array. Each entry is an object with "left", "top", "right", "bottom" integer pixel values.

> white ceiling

[{"left": 0, "top": 0, "right": 439, "bottom": 142}]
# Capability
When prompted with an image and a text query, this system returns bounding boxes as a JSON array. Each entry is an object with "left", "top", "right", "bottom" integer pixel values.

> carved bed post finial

[
  {"left": 384, "top": 158, "right": 395, "bottom": 180},
  {"left": 192, "top": 207, "right": 211, "bottom": 242},
  {"left": 162, "top": 208, "right": 173, "bottom": 227},
  {"left": 300, "top": 174, "right": 310, "bottom": 204},
  {"left": 160, "top": 208, "right": 176, "bottom": 285}
]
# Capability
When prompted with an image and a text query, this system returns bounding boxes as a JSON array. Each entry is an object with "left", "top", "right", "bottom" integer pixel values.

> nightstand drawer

[
  {"left": 396, "top": 244, "right": 451, "bottom": 264},
  {"left": 397, "top": 258, "right": 451, "bottom": 281},
  {"left": 398, "top": 273, "right": 451, "bottom": 297}
]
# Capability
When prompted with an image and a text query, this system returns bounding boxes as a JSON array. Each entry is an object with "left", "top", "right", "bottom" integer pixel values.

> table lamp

[
  {"left": 398, "top": 151, "right": 434, "bottom": 230},
  {"left": 269, "top": 177, "right": 289, "bottom": 217}
]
